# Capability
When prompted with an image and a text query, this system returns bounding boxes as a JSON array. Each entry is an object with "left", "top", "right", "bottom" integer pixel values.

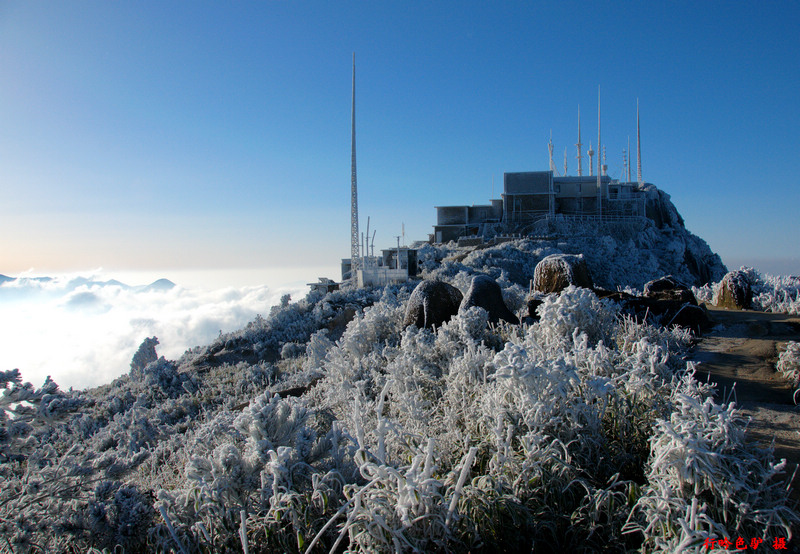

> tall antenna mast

[
  {"left": 575, "top": 106, "right": 583, "bottom": 176},
  {"left": 350, "top": 53, "right": 360, "bottom": 277},
  {"left": 636, "top": 98, "right": 643, "bottom": 186},
  {"left": 563, "top": 147, "right": 568, "bottom": 176},
  {"left": 622, "top": 147, "right": 628, "bottom": 183},
  {"left": 627, "top": 136, "right": 632, "bottom": 183},
  {"left": 588, "top": 141, "right": 594, "bottom": 176},
  {"left": 548, "top": 130, "right": 558, "bottom": 175},
  {"left": 597, "top": 86, "right": 602, "bottom": 216}
]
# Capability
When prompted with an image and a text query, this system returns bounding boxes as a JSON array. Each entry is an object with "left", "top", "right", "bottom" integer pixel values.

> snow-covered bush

[
  {"left": 2, "top": 270, "right": 796, "bottom": 552},
  {"left": 777, "top": 342, "right": 800, "bottom": 399},
  {"left": 696, "top": 267, "right": 800, "bottom": 314}
]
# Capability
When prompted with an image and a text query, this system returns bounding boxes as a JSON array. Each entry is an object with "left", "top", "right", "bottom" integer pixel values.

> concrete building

[
  {"left": 433, "top": 171, "right": 647, "bottom": 243},
  {"left": 341, "top": 247, "right": 418, "bottom": 287}
]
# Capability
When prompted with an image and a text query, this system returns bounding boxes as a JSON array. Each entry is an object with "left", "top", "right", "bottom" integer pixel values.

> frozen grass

[{"left": 1, "top": 275, "right": 797, "bottom": 552}]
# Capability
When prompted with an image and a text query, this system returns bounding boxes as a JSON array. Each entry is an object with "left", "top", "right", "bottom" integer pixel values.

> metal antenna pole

[
  {"left": 350, "top": 53, "right": 360, "bottom": 278},
  {"left": 548, "top": 130, "right": 558, "bottom": 176},
  {"left": 575, "top": 106, "right": 583, "bottom": 176},
  {"left": 597, "top": 87, "right": 602, "bottom": 217},
  {"left": 627, "top": 136, "right": 632, "bottom": 183},
  {"left": 637, "top": 98, "right": 643, "bottom": 186}
]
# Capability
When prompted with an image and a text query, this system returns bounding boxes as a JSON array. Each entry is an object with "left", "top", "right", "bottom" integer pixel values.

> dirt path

[{"left": 689, "top": 306, "right": 800, "bottom": 495}]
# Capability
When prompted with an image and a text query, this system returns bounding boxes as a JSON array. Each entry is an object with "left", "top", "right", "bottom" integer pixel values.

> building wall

[{"left": 436, "top": 206, "right": 468, "bottom": 225}]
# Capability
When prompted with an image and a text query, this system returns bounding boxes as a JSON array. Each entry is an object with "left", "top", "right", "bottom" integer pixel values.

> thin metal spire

[
  {"left": 575, "top": 106, "right": 583, "bottom": 176},
  {"left": 564, "top": 147, "right": 568, "bottom": 176},
  {"left": 597, "top": 86, "right": 602, "bottom": 216},
  {"left": 627, "top": 136, "right": 632, "bottom": 183},
  {"left": 350, "top": 53, "right": 360, "bottom": 277},
  {"left": 548, "top": 130, "right": 558, "bottom": 175},
  {"left": 588, "top": 141, "right": 594, "bottom": 176},
  {"left": 637, "top": 98, "right": 643, "bottom": 186}
]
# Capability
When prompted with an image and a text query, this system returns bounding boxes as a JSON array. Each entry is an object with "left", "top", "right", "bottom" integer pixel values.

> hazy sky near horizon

[{"left": 2, "top": 1, "right": 799, "bottom": 277}]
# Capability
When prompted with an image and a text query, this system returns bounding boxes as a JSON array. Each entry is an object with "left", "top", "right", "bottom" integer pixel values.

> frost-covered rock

[
  {"left": 714, "top": 270, "right": 753, "bottom": 310},
  {"left": 643, "top": 275, "right": 697, "bottom": 306},
  {"left": 644, "top": 275, "right": 686, "bottom": 296},
  {"left": 458, "top": 274, "right": 519, "bottom": 324},
  {"left": 667, "top": 303, "right": 710, "bottom": 335},
  {"left": 533, "top": 253, "right": 593, "bottom": 293},
  {"left": 130, "top": 336, "right": 159, "bottom": 379},
  {"left": 403, "top": 280, "right": 463, "bottom": 329}
]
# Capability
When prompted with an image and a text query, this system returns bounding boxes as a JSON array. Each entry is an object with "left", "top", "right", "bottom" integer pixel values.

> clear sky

[{"left": 2, "top": 0, "right": 799, "bottom": 278}]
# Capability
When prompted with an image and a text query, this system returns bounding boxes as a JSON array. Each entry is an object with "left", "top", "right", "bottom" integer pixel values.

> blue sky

[{"left": 2, "top": 0, "right": 799, "bottom": 278}]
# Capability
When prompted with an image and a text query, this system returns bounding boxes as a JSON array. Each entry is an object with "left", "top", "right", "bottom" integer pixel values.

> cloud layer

[{"left": 0, "top": 271, "right": 310, "bottom": 390}]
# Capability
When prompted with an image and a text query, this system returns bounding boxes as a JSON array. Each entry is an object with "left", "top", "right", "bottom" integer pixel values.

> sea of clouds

[{"left": 0, "top": 269, "right": 320, "bottom": 390}]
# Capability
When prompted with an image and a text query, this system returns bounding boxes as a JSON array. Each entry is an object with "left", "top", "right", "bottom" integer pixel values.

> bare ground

[{"left": 689, "top": 306, "right": 800, "bottom": 545}]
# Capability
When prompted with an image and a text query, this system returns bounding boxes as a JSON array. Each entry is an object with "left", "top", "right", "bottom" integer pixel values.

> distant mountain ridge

[{"left": 0, "top": 274, "right": 176, "bottom": 292}]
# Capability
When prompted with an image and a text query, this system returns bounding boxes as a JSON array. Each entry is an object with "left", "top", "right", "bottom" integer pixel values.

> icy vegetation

[
  {"left": 418, "top": 226, "right": 724, "bottom": 293},
  {"left": 777, "top": 342, "right": 800, "bottom": 397},
  {"left": 694, "top": 268, "right": 800, "bottom": 314},
  {"left": 1, "top": 266, "right": 797, "bottom": 552}
]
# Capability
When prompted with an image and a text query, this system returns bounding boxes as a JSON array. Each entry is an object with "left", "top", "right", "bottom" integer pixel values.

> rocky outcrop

[
  {"left": 597, "top": 276, "right": 709, "bottom": 334},
  {"left": 403, "top": 280, "right": 463, "bottom": 329},
  {"left": 130, "top": 336, "right": 159, "bottom": 378},
  {"left": 533, "top": 254, "right": 594, "bottom": 293},
  {"left": 459, "top": 274, "right": 519, "bottom": 324},
  {"left": 714, "top": 270, "right": 753, "bottom": 310}
]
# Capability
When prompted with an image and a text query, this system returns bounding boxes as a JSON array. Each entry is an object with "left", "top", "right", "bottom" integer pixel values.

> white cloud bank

[{"left": 0, "top": 270, "right": 314, "bottom": 390}]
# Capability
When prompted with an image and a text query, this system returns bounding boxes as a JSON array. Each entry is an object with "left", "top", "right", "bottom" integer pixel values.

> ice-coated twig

[
  {"left": 239, "top": 509, "right": 249, "bottom": 554},
  {"left": 445, "top": 446, "right": 477, "bottom": 528},
  {"left": 303, "top": 477, "right": 381, "bottom": 554},
  {"left": 159, "top": 505, "right": 188, "bottom": 554}
]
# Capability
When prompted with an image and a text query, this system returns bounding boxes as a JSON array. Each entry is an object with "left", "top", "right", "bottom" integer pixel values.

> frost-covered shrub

[
  {"left": 130, "top": 336, "right": 159, "bottom": 378},
  {"left": 3, "top": 265, "right": 798, "bottom": 552},
  {"left": 628, "top": 373, "right": 796, "bottom": 552},
  {"left": 141, "top": 357, "right": 196, "bottom": 398},
  {"left": 533, "top": 285, "right": 617, "bottom": 349},
  {"left": 697, "top": 267, "right": 800, "bottom": 314},
  {"left": 776, "top": 341, "right": 800, "bottom": 393}
]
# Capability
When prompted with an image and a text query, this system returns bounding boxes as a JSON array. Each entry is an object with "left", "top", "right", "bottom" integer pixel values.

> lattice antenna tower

[
  {"left": 637, "top": 98, "right": 643, "bottom": 185},
  {"left": 350, "top": 53, "right": 360, "bottom": 276},
  {"left": 575, "top": 106, "right": 583, "bottom": 176}
]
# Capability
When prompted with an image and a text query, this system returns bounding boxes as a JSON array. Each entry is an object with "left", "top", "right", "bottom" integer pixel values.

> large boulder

[
  {"left": 643, "top": 275, "right": 698, "bottom": 305},
  {"left": 644, "top": 275, "right": 687, "bottom": 296},
  {"left": 600, "top": 276, "right": 706, "bottom": 335},
  {"left": 459, "top": 274, "right": 519, "bottom": 324},
  {"left": 668, "top": 304, "right": 711, "bottom": 335},
  {"left": 714, "top": 270, "right": 753, "bottom": 310},
  {"left": 533, "top": 254, "right": 594, "bottom": 293},
  {"left": 403, "top": 280, "right": 463, "bottom": 329}
]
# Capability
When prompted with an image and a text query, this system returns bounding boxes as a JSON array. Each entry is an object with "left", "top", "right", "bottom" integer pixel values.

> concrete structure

[
  {"left": 341, "top": 247, "right": 418, "bottom": 287},
  {"left": 308, "top": 277, "right": 340, "bottom": 294},
  {"left": 433, "top": 200, "right": 503, "bottom": 243},
  {"left": 433, "top": 171, "right": 647, "bottom": 243}
]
